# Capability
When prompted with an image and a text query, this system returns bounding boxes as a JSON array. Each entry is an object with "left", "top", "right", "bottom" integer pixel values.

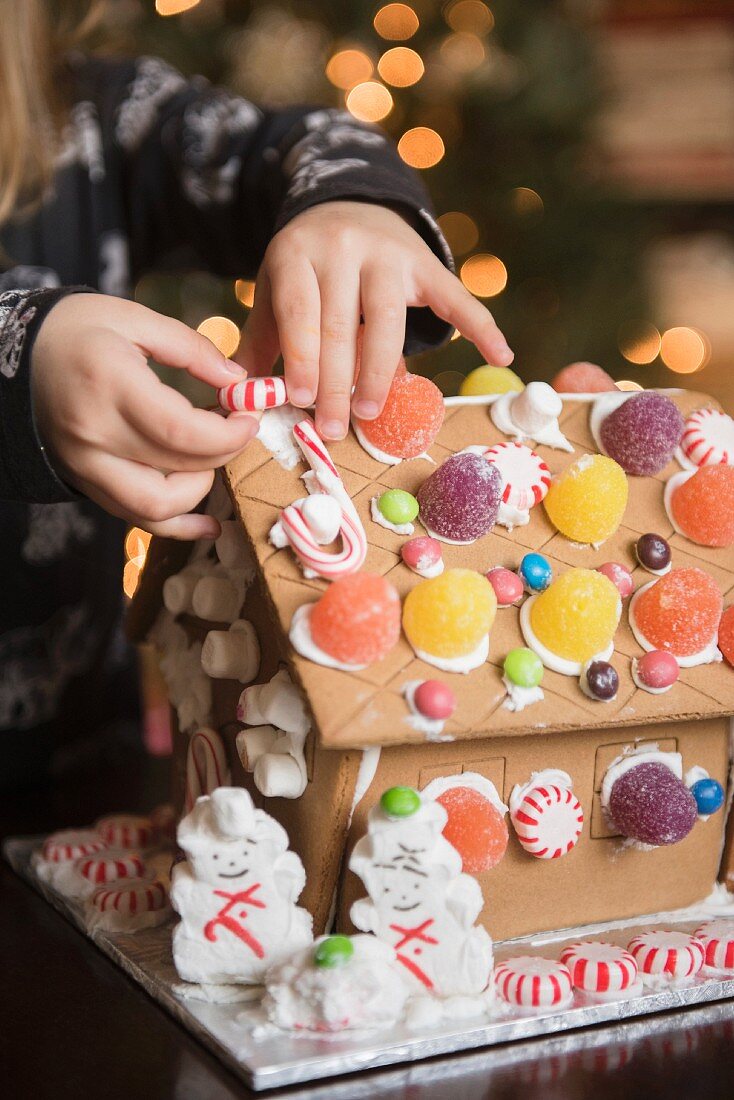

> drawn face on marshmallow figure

[
  {"left": 187, "top": 834, "right": 262, "bottom": 888},
  {"left": 368, "top": 850, "right": 450, "bottom": 913}
]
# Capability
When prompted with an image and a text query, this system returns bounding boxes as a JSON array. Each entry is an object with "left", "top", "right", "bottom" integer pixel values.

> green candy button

[
  {"left": 380, "top": 786, "right": 421, "bottom": 819},
  {"left": 378, "top": 489, "right": 419, "bottom": 526},
  {"left": 314, "top": 935, "right": 354, "bottom": 969},
  {"left": 504, "top": 647, "right": 544, "bottom": 688}
]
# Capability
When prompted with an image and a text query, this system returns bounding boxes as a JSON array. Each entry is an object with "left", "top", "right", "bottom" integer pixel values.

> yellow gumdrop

[
  {"left": 544, "top": 454, "right": 628, "bottom": 544},
  {"left": 530, "top": 568, "right": 620, "bottom": 663},
  {"left": 459, "top": 365, "right": 525, "bottom": 397},
  {"left": 403, "top": 568, "right": 497, "bottom": 659}
]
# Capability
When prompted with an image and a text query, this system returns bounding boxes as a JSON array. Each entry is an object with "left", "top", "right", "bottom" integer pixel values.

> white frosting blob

[
  {"left": 289, "top": 604, "right": 368, "bottom": 671},
  {"left": 370, "top": 495, "right": 414, "bottom": 535},
  {"left": 413, "top": 632, "right": 489, "bottom": 674},
  {"left": 628, "top": 579, "right": 723, "bottom": 668},
  {"left": 520, "top": 595, "right": 615, "bottom": 676},
  {"left": 663, "top": 469, "right": 694, "bottom": 538},
  {"left": 257, "top": 405, "right": 304, "bottom": 469},
  {"left": 411, "top": 556, "right": 444, "bottom": 579},
  {"left": 421, "top": 523, "right": 478, "bottom": 546},
  {"left": 502, "top": 675, "right": 544, "bottom": 712},
  {"left": 352, "top": 421, "right": 403, "bottom": 465},
  {"left": 421, "top": 771, "right": 508, "bottom": 817}
]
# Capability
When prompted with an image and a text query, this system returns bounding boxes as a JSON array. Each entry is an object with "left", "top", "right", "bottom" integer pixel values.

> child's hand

[
  {"left": 234, "top": 201, "right": 514, "bottom": 441},
  {"left": 31, "top": 294, "right": 258, "bottom": 539}
]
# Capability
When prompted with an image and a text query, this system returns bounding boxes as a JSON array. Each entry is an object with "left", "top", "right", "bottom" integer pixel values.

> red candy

[
  {"left": 96, "top": 814, "right": 154, "bottom": 851},
  {"left": 560, "top": 941, "right": 639, "bottom": 994},
  {"left": 552, "top": 362, "right": 617, "bottom": 394},
  {"left": 77, "top": 851, "right": 146, "bottom": 885},
  {"left": 437, "top": 785, "right": 508, "bottom": 873},
  {"left": 42, "top": 829, "right": 106, "bottom": 864},
  {"left": 634, "top": 650, "right": 679, "bottom": 690},
  {"left": 414, "top": 680, "right": 456, "bottom": 720},
  {"left": 353, "top": 372, "right": 444, "bottom": 459},
  {"left": 632, "top": 568, "right": 722, "bottom": 659},
  {"left": 596, "top": 562, "right": 634, "bottom": 599},
  {"left": 719, "top": 606, "right": 734, "bottom": 666},
  {"left": 486, "top": 566, "right": 524, "bottom": 607},
  {"left": 669, "top": 466, "right": 734, "bottom": 547},
  {"left": 310, "top": 573, "right": 401, "bottom": 666},
  {"left": 495, "top": 956, "right": 573, "bottom": 1008},
  {"left": 401, "top": 536, "right": 442, "bottom": 574}
]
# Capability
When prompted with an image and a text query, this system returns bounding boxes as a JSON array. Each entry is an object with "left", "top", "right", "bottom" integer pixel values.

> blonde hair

[{"left": 0, "top": 0, "right": 106, "bottom": 226}]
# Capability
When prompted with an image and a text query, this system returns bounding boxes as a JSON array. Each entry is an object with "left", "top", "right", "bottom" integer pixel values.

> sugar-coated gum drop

[
  {"left": 310, "top": 574, "right": 401, "bottom": 666},
  {"left": 552, "top": 362, "right": 616, "bottom": 394},
  {"left": 669, "top": 466, "right": 734, "bottom": 547},
  {"left": 600, "top": 392, "right": 684, "bottom": 476},
  {"left": 544, "top": 454, "right": 628, "bottom": 544},
  {"left": 459, "top": 365, "right": 524, "bottom": 396},
  {"left": 596, "top": 562, "right": 634, "bottom": 599},
  {"left": 402, "top": 568, "right": 497, "bottom": 659},
  {"left": 530, "top": 568, "right": 620, "bottom": 664},
  {"left": 353, "top": 371, "right": 444, "bottom": 459},
  {"left": 436, "top": 786, "right": 508, "bottom": 873},
  {"left": 718, "top": 606, "right": 734, "bottom": 666},
  {"left": 607, "top": 762, "right": 697, "bottom": 846},
  {"left": 632, "top": 567, "right": 722, "bottom": 659},
  {"left": 417, "top": 452, "right": 503, "bottom": 542}
]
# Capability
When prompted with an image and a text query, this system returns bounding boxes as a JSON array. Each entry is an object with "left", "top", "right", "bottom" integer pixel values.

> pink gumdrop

[
  {"left": 401, "top": 536, "right": 442, "bottom": 573},
  {"left": 552, "top": 362, "right": 617, "bottom": 394},
  {"left": 414, "top": 680, "right": 456, "bottom": 720},
  {"left": 486, "top": 566, "right": 524, "bottom": 607},
  {"left": 635, "top": 650, "right": 680, "bottom": 690},
  {"left": 596, "top": 561, "right": 634, "bottom": 599}
]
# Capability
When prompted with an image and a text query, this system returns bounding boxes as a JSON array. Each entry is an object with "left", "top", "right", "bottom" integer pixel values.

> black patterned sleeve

[
  {"left": 111, "top": 57, "right": 454, "bottom": 355},
  {"left": 0, "top": 288, "right": 85, "bottom": 503}
]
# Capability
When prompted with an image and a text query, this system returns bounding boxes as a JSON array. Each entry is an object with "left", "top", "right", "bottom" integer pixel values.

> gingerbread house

[{"left": 128, "top": 385, "right": 734, "bottom": 943}]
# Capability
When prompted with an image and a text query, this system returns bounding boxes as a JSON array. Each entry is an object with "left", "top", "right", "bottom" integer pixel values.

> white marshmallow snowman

[
  {"left": 349, "top": 789, "right": 494, "bottom": 999},
  {"left": 171, "top": 787, "right": 312, "bottom": 987}
]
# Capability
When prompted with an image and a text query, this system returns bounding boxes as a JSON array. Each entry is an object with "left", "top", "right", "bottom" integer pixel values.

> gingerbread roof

[{"left": 130, "top": 388, "right": 734, "bottom": 751}]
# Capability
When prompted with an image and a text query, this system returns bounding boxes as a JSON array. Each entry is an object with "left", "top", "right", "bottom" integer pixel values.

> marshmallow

[
  {"left": 163, "top": 562, "right": 208, "bottom": 616},
  {"left": 215, "top": 521, "right": 255, "bottom": 574},
  {"left": 237, "top": 669, "right": 310, "bottom": 735},
  {"left": 192, "top": 571, "right": 245, "bottom": 623},
  {"left": 201, "top": 620, "right": 260, "bottom": 682},
  {"left": 254, "top": 752, "right": 305, "bottom": 799},
  {"left": 299, "top": 495, "right": 343, "bottom": 544},
  {"left": 512, "top": 381, "right": 562, "bottom": 435},
  {"left": 236, "top": 725, "right": 279, "bottom": 771}
]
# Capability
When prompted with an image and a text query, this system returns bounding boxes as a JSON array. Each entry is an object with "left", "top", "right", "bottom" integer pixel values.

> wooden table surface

[{"left": 2, "top": 745, "right": 734, "bottom": 1100}]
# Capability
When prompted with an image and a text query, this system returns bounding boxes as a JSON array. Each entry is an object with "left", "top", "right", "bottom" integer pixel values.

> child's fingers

[
  {"left": 352, "top": 267, "right": 406, "bottom": 419},
  {"left": 232, "top": 270, "right": 281, "bottom": 379},
  {"left": 83, "top": 454, "right": 215, "bottom": 525},
  {"left": 417, "top": 262, "right": 514, "bottom": 366},
  {"left": 128, "top": 302, "right": 246, "bottom": 387},
  {"left": 315, "top": 270, "right": 361, "bottom": 440},
  {"left": 80, "top": 475, "right": 220, "bottom": 540},
  {"left": 268, "top": 259, "right": 321, "bottom": 408}
]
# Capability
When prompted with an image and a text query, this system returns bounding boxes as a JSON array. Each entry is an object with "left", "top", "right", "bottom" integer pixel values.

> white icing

[
  {"left": 172, "top": 788, "right": 312, "bottom": 988},
  {"left": 352, "top": 421, "right": 402, "bottom": 465},
  {"left": 509, "top": 769, "right": 574, "bottom": 817},
  {"left": 600, "top": 745, "right": 682, "bottom": 811},
  {"left": 579, "top": 660, "right": 618, "bottom": 702},
  {"left": 443, "top": 388, "right": 684, "bottom": 409},
  {"left": 408, "top": 555, "right": 444, "bottom": 579},
  {"left": 663, "top": 469, "right": 695, "bottom": 539},
  {"left": 175, "top": 981, "right": 262, "bottom": 1004},
  {"left": 348, "top": 747, "right": 382, "bottom": 823},
  {"left": 370, "top": 495, "right": 414, "bottom": 535},
  {"left": 257, "top": 405, "right": 304, "bottom": 469},
  {"left": 490, "top": 385, "right": 573, "bottom": 452},
  {"left": 402, "top": 680, "right": 448, "bottom": 739},
  {"left": 589, "top": 391, "right": 634, "bottom": 453},
  {"left": 264, "top": 935, "right": 409, "bottom": 1033},
  {"left": 629, "top": 580, "right": 723, "bottom": 668},
  {"left": 520, "top": 596, "right": 615, "bottom": 676},
  {"left": 686, "top": 765, "right": 709, "bottom": 788},
  {"left": 421, "top": 523, "right": 477, "bottom": 546},
  {"left": 149, "top": 610, "right": 212, "bottom": 734},
  {"left": 631, "top": 657, "right": 674, "bottom": 694},
  {"left": 405, "top": 989, "right": 494, "bottom": 1028},
  {"left": 289, "top": 604, "right": 367, "bottom": 671},
  {"left": 413, "top": 633, "right": 490, "bottom": 674},
  {"left": 421, "top": 771, "right": 508, "bottom": 818},
  {"left": 502, "top": 675, "right": 544, "bottom": 712},
  {"left": 349, "top": 794, "right": 494, "bottom": 998}
]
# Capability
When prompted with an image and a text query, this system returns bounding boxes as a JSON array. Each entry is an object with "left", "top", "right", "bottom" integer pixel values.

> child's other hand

[
  {"left": 32, "top": 294, "right": 258, "bottom": 539},
  {"left": 234, "top": 201, "right": 514, "bottom": 441}
]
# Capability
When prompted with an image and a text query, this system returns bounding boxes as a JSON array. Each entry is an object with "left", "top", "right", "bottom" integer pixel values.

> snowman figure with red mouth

[
  {"left": 171, "top": 787, "right": 312, "bottom": 992},
  {"left": 349, "top": 787, "right": 494, "bottom": 1001}
]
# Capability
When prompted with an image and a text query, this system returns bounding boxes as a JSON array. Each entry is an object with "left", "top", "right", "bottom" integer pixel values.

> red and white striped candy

[
  {"left": 679, "top": 408, "right": 734, "bottom": 468},
  {"left": 494, "top": 956, "right": 573, "bottom": 1009},
  {"left": 77, "top": 850, "right": 146, "bottom": 885},
  {"left": 511, "top": 784, "right": 584, "bottom": 859},
  {"left": 560, "top": 941, "right": 639, "bottom": 994},
  {"left": 278, "top": 418, "right": 367, "bottom": 580},
  {"left": 185, "top": 727, "right": 231, "bottom": 813},
  {"left": 694, "top": 920, "right": 734, "bottom": 972},
  {"left": 627, "top": 931, "right": 705, "bottom": 980},
  {"left": 482, "top": 441, "right": 551, "bottom": 511},
  {"left": 42, "top": 829, "right": 106, "bottom": 864},
  {"left": 91, "top": 878, "right": 168, "bottom": 917},
  {"left": 96, "top": 814, "right": 154, "bottom": 851},
  {"left": 218, "top": 376, "right": 288, "bottom": 413}
]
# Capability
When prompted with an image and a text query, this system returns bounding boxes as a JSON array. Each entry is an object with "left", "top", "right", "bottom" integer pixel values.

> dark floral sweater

[{"left": 0, "top": 54, "right": 452, "bottom": 751}]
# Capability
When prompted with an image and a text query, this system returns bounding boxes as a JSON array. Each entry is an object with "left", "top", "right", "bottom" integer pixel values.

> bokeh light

[
  {"left": 346, "top": 81, "right": 394, "bottom": 122},
  {"left": 123, "top": 527, "right": 151, "bottom": 599},
  {"left": 197, "top": 316, "right": 241, "bottom": 358},
  {"left": 660, "top": 327, "right": 710, "bottom": 374},
  {"left": 616, "top": 380, "right": 644, "bottom": 391},
  {"left": 618, "top": 320, "right": 662, "bottom": 365},
  {"left": 378, "top": 47, "right": 424, "bottom": 87},
  {"left": 460, "top": 254, "right": 508, "bottom": 297},
  {"left": 235, "top": 279, "right": 256, "bottom": 308},
  {"left": 373, "top": 4, "right": 420, "bottom": 40},
  {"left": 398, "top": 127, "right": 445, "bottom": 168},
  {"left": 155, "top": 0, "right": 200, "bottom": 14},
  {"left": 445, "top": 0, "right": 494, "bottom": 35},
  {"left": 440, "top": 32, "right": 486, "bottom": 73},
  {"left": 438, "top": 211, "right": 479, "bottom": 254},
  {"left": 326, "top": 49, "right": 374, "bottom": 90},
  {"left": 510, "top": 186, "right": 544, "bottom": 219}
]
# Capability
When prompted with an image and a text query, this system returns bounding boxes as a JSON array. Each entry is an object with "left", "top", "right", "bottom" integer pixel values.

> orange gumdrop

[
  {"left": 719, "top": 606, "right": 734, "bottom": 666},
  {"left": 353, "top": 372, "right": 444, "bottom": 459},
  {"left": 633, "top": 567, "right": 722, "bottom": 658},
  {"left": 670, "top": 466, "right": 734, "bottom": 548},
  {"left": 436, "top": 786, "right": 508, "bottom": 873},
  {"left": 310, "top": 573, "right": 401, "bottom": 666}
]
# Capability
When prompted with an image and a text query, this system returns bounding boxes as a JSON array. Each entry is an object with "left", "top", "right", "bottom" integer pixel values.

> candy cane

[
  {"left": 185, "top": 727, "right": 231, "bottom": 812},
  {"left": 218, "top": 376, "right": 288, "bottom": 412},
  {"left": 278, "top": 418, "right": 367, "bottom": 579}
]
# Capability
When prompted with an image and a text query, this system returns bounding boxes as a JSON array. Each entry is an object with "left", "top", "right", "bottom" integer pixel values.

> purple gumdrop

[
  {"left": 417, "top": 453, "right": 502, "bottom": 542},
  {"left": 607, "top": 761, "right": 697, "bottom": 846},
  {"left": 600, "top": 392, "right": 684, "bottom": 476}
]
